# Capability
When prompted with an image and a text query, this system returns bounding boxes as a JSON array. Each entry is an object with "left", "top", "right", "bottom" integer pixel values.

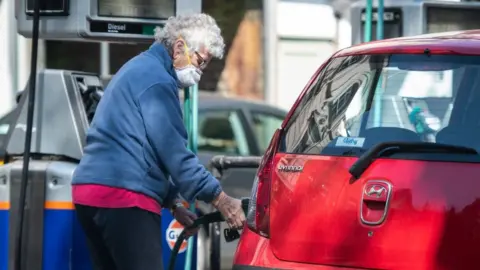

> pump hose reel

[{"left": 167, "top": 198, "right": 250, "bottom": 270}]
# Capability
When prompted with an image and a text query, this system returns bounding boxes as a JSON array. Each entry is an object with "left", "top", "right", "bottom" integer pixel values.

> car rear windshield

[{"left": 280, "top": 54, "right": 480, "bottom": 161}]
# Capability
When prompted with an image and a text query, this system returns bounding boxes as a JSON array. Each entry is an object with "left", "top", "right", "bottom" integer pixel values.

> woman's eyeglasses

[{"left": 194, "top": 51, "right": 207, "bottom": 69}]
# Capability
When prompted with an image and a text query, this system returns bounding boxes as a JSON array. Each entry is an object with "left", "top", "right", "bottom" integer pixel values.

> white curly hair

[{"left": 154, "top": 13, "right": 225, "bottom": 59}]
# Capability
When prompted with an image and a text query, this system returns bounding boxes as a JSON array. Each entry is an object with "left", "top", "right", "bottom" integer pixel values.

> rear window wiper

[{"left": 349, "top": 142, "right": 478, "bottom": 179}]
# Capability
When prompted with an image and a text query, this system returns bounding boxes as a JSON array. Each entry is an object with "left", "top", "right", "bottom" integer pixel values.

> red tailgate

[{"left": 269, "top": 153, "right": 480, "bottom": 270}]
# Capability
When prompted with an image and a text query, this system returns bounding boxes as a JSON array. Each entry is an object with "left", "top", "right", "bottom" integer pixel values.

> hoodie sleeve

[{"left": 137, "top": 81, "right": 222, "bottom": 203}]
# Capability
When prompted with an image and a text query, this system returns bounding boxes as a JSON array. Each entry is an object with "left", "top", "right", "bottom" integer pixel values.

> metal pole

[
  {"left": 373, "top": 0, "right": 384, "bottom": 127},
  {"left": 182, "top": 86, "right": 193, "bottom": 269},
  {"left": 183, "top": 87, "right": 192, "bottom": 147},
  {"left": 364, "top": 0, "right": 373, "bottom": 42},
  {"left": 0, "top": 0, "right": 16, "bottom": 114},
  {"left": 7, "top": 0, "right": 18, "bottom": 101},
  {"left": 191, "top": 84, "right": 198, "bottom": 154},
  {"left": 184, "top": 84, "right": 198, "bottom": 270},
  {"left": 263, "top": 0, "right": 277, "bottom": 105},
  {"left": 182, "top": 87, "right": 191, "bottom": 270},
  {"left": 376, "top": 0, "right": 384, "bottom": 40},
  {"left": 100, "top": 42, "right": 110, "bottom": 79}
]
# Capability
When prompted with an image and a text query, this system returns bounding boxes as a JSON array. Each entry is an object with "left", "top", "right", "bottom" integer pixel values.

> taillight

[{"left": 246, "top": 129, "right": 281, "bottom": 237}]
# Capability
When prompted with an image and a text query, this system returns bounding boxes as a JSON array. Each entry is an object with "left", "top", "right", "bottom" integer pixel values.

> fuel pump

[
  {"left": 351, "top": 0, "right": 480, "bottom": 45},
  {"left": 1, "top": 1, "right": 204, "bottom": 270}
]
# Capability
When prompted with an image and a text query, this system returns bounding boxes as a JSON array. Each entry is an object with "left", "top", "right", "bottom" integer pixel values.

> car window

[
  {"left": 251, "top": 112, "right": 284, "bottom": 153},
  {"left": 0, "top": 124, "right": 8, "bottom": 135},
  {"left": 281, "top": 54, "right": 480, "bottom": 162},
  {"left": 198, "top": 110, "right": 250, "bottom": 155}
]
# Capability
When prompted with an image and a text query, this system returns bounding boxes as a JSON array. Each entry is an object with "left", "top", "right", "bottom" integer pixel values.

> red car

[{"left": 233, "top": 30, "right": 480, "bottom": 270}]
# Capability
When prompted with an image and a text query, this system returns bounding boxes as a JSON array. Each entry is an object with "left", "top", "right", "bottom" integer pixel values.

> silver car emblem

[
  {"left": 278, "top": 165, "right": 303, "bottom": 172},
  {"left": 364, "top": 185, "right": 387, "bottom": 198}
]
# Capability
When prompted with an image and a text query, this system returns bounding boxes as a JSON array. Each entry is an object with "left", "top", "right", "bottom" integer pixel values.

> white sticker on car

[{"left": 335, "top": 137, "right": 365, "bottom": 147}]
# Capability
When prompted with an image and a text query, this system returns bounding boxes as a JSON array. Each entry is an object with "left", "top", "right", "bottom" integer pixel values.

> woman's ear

[{"left": 172, "top": 39, "right": 185, "bottom": 60}]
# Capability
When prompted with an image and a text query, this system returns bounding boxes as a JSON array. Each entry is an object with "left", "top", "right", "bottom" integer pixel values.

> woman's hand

[{"left": 172, "top": 202, "right": 199, "bottom": 238}]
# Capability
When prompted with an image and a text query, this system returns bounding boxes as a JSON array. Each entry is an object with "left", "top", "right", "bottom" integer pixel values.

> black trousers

[{"left": 75, "top": 205, "right": 164, "bottom": 270}]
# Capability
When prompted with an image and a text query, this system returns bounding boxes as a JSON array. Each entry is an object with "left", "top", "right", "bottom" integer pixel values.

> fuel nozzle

[
  {"left": 168, "top": 198, "right": 250, "bottom": 270},
  {"left": 240, "top": 197, "right": 250, "bottom": 214},
  {"left": 224, "top": 197, "right": 250, "bottom": 242},
  {"left": 224, "top": 228, "right": 240, "bottom": 242}
]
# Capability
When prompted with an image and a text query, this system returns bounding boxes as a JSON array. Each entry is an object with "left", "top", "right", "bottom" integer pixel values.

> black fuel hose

[
  {"left": 167, "top": 198, "right": 250, "bottom": 270},
  {"left": 14, "top": 0, "right": 41, "bottom": 269}
]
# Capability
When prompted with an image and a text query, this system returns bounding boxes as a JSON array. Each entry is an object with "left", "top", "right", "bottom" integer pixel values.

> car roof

[
  {"left": 179, "top": 90, "right": 287, "bottom": 115},
  {"left": 102, "top": 76, "right": 286, "bottom": 114},
  {"left": 335, "top": 30, "right": 480, "bottom": 57},
  {"left": 7, "top": 89, "right": 286, "bottom": 119}
]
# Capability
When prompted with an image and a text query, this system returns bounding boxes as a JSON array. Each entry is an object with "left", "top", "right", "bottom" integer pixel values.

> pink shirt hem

[{"left": 72, "top": 184, "right": 162, "bottom": 215}]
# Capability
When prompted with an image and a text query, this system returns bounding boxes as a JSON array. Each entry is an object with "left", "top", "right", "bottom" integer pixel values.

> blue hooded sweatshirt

[{"left": 72, "top": 43, "right": 222, "bottom": 205}]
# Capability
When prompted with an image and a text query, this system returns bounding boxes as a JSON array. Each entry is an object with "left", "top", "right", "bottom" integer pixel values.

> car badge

[
  {"left": 360, "top": 180, "right": 393, "bottom": 225},
  {"left": 364, "top": 185, "right": 388, "bottom": 198},
  {"left": 278, "top": 164, "right": 303, "bottom": 172}
]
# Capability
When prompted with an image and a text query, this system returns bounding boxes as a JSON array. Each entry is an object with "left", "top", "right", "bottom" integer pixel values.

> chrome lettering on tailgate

[
  {"left": 276, "top": 156, "right": 307, "bottom": 192},
  {"left": 278, "top": 164, "right": 303, "bottom": 172}
]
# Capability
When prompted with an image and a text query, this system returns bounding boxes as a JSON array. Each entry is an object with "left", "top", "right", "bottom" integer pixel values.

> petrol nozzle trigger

[
  {"left": 224, "top": 228, "right": 241, "bottom": 242},
  {"left": 167, "top": 198, "right": 250, "bottom": 270},
  {"left": 224, "top": 198, "right": 250, "bottom": 242}
]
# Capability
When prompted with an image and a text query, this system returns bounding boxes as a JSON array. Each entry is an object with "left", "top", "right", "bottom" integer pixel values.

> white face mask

[{"left": 175, "top": 65, "right": 202, "bottom": 88}]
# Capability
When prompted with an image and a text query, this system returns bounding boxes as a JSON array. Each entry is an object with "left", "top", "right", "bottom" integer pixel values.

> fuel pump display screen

[
  {"left": 98, "top": 0, "right": 175, "bottom": 20},
  {"left": 361, "top": 8, "right": 402, "bottom": 41},
  {"left": 17, "top": 0, "right": 201, "bottom": 41},
  {"left": 26, "top": 0, "right": 69, "bottom": 16},
  {"left": 426, "top": 6, "right": 480, "bottom": 34}
]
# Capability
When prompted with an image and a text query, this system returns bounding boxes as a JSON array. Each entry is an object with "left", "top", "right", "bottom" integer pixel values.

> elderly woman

[{"left": 71, "top": 13, "right": 245, "bottom": 270}]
